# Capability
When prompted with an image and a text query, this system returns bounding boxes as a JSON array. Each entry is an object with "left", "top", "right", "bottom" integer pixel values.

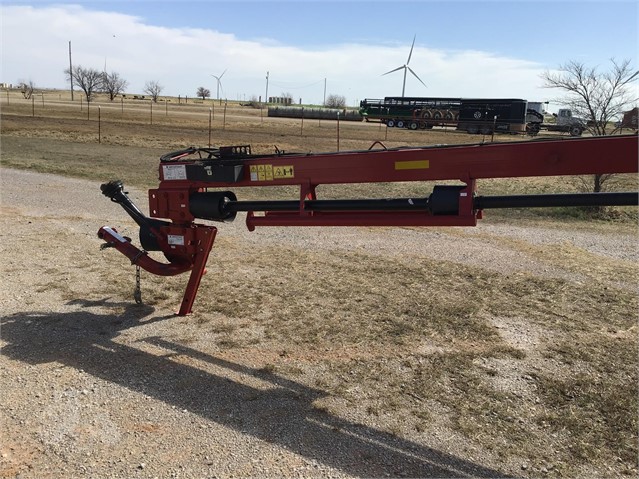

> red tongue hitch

[
  {"left": 98, "top": 180, "right": 217, "bottom": 316},
  {"left": 98, "top": 137, "right": 638, "bottom": 315}
]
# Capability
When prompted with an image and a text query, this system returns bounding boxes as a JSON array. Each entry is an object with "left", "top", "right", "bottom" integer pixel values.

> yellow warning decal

[
  {"left": 273, "top": 165, "right": 295, "bottom": 179},
  {"left": 395, "top": 160, "right": 430, "bottom": 170},
  {"left": 250, "top": 164, "right": 285, "bottom": 181}
]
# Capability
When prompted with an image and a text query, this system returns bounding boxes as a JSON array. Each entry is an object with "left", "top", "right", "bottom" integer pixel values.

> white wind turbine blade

[
  {"left": 381, "top": 35, "right": 421, "bottom": 96},
  {"left": 382, "top": 65, "right": 406, "bottom": 76},
  {"left": 406, "top": 34, "right": 416, "bottom": 64},
  {"left": 407, "top": 66, "right": 427, "bottom": 88},
  {"left": 217, "top": 70, "right": 227, "bottom": 99},
  {"left": 211, "top": 73, "right": 223, "bottom": 99}
]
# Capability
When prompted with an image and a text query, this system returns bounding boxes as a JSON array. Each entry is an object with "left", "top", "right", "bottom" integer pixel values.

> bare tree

[
  {"left": 542, "top": 59, "right": 638, "bottom": 136},
  {"left": 18, "top": 80, "right": 35, "bottom": 99},
  {"left": 64, "top": 65, "right": 104, "bottom": 119},
  {"left": 542, "top": 59, "right": 638, "bottom": 193},
  {"left": 102, "top": 71, "right": 128, "bottom": 101},
  {"left": 325, "top": 93, "right": 346, "bottom": 108},
  {"left": 65, "top": 66, "right": 104, "bottom": 103},
  {"left": 144, "top": 81, "right": 163, "bottom": 102},
  {"left": 196, "top": 87, "right": 211, "bottom": 101}
]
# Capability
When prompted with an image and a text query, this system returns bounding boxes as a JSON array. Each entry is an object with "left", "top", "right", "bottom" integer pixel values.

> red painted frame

[
  {"left": 150, "top": 135, "right": 636, "bottom": 228},
  {"left": 103, "top": 135, "right": 638, "bottom": 315}
]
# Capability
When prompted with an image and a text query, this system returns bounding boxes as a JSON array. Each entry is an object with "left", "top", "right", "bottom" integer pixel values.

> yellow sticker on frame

[
  {"left": 250, "top": 164, "right": 294, "bottom": 181},
  {"left": 394, "top": 160, "right": 430, "bottom": 170},
  {"left": 273, "top": 166, "right": 295, "bottom": 179}
]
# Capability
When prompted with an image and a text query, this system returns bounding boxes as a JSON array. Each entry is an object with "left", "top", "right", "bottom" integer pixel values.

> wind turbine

[
  {"left": 382, "top": 35, "right": 426, "bottom": 97},
  {"left": 210, "top": 69, "right": 227, "bottom": 100}
]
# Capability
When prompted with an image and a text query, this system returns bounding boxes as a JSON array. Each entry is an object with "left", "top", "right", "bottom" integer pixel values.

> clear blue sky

[{"left": 2, "top": 1, "right": 637, "bottom": 106}]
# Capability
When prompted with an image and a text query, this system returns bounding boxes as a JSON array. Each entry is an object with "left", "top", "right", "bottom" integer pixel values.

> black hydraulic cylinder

[
  {"left": 222, "top": 198, "right": 430, "bottom": 213},
  {"left": 189, "top": 191, "right": 238, "bottom": 222},
  {"left": 189, "top": 190, "right": 638, "bottom": 221},
  {"left": 474, "top": 192, "right": 638, "bottom": 209}
]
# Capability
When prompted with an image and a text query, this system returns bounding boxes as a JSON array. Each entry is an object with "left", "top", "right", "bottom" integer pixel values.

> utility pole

[
  {"left": 68, "top": 41, "right": 74, "bottom": 101},
  {"left": 265, "top": 71, "right": 269, "bottom": 104},
  {"left": 323, "top": 78, "right": 327, "bottom": 106}
]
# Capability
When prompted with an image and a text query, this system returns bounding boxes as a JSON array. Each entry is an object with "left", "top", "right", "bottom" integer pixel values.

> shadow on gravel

[{"left": 1, "top": 302, "right": 511, "bottom": 478}]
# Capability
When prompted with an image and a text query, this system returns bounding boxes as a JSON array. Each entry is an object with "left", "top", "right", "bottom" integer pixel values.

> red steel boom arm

[{"left": 98, "top": 135, "right": 638, "bottom": 315}]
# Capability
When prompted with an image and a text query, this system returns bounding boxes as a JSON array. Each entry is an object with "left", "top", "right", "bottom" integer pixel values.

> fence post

[
  {"left": 223, "top": 102, "right": 227, "bottom": 130},
  {"left": 208, "top": 108, "right": 212, "bottom": 147},
  {"left": 337, "top": 111, "right": 340, "bottom": 151}
]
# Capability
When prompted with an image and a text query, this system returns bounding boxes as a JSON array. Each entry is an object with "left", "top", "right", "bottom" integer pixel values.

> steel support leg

[{"left": 177, "top": 226, "right": 217, "bottom": 316}]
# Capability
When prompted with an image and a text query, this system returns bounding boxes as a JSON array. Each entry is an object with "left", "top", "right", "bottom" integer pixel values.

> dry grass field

[{"left": 1, "top": 89, "right": 638, "bottom": 478}]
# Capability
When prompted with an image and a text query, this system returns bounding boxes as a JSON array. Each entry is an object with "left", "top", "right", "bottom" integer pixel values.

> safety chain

[
  {"left": 134, "top": 264, "right": 142, "bottom": 304},
  {"left": 130, "top": 250, "right": 147, "bottom": 305}
]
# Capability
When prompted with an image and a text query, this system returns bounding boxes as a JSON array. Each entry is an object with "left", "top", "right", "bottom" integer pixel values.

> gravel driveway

[{"left": 1, "top": 167, "right": 636, "bottom": 478}]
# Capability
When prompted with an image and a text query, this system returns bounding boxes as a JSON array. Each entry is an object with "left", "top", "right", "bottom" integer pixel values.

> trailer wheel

[
  {"left": 387, "top": 119, "right": 395, "bottom": 128},
  {"left": 444, "top": 110, "right": 455, "bottom": 120},
  {"left": 396, "top": 120, "right": 405, "bottom": 128},
  {"left": 409, "top": 121, "right": 419, "bottom": 130},
  {"left": 480, "top": 126, "right": 492, "bottom": 135},
  {"left": 467, "top": 125, "right": 479, "bottom": 134},
  {"left": 433, "top": 110, "right": 443, "bottom": 120},
  {"left": 421, "top": 110, "right": 432, "bottom": 119},
  {"left": 570, "top": 126, "right": 583, "bottom": 136},
  {"left": 526, "top": 123, "right": 541, "bottom": 136}
]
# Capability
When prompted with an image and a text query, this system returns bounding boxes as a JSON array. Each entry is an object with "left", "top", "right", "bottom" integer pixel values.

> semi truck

[
  {"left": 525, "top": 102, "right": 585, "bottom": 136},
  {"left": 620, "top": 107, "right": 638, "bottom": 130}
]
